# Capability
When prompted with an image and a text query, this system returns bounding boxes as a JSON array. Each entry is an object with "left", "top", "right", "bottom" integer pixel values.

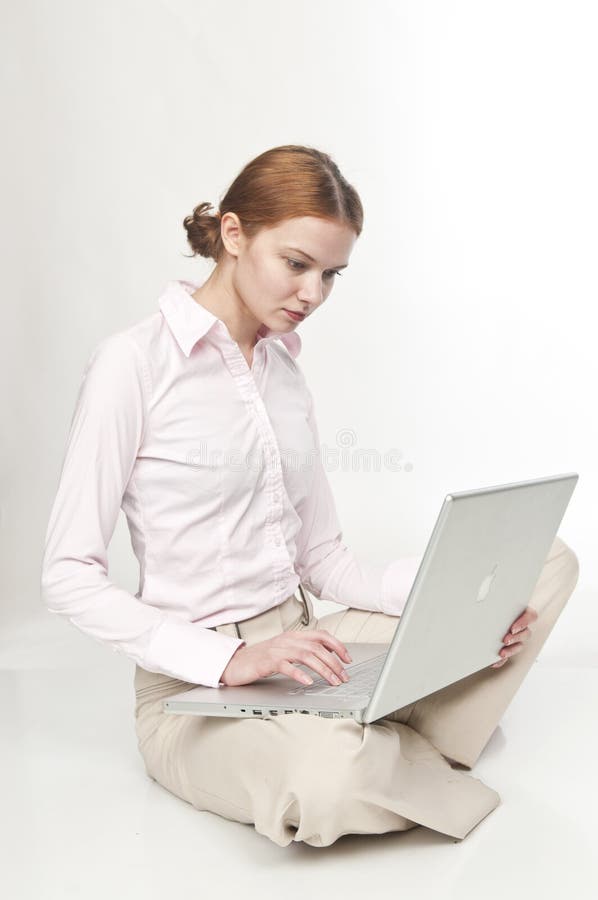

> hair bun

[{"left": 183, "top": 202, "right": 222, "bottom": 260}]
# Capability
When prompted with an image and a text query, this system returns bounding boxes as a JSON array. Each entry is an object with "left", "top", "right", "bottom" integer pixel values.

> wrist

[{"left": 220, "top": 641, "right": 246, "bottom": 685}]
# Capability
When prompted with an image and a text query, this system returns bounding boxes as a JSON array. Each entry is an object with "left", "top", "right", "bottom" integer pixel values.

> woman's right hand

[{"left": 220, "top": 629, "right": 352, "bottom": 687}]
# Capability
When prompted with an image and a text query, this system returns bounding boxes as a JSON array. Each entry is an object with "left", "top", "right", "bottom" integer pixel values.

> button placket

[{"left": 220, "top": 337, "right": 291, "bottom": 593}]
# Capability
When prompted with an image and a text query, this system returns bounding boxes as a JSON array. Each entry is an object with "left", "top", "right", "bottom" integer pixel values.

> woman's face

[{"left": 226, "top": 215, "right": 357, "bottom": 331}]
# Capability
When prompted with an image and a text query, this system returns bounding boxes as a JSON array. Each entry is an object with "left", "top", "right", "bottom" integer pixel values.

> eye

[
  {"left": 286, "top": 258, "right": 305, "bottom": 272},
  {"left": 285, "top": 258, "right": 343, "bottom": 279}
]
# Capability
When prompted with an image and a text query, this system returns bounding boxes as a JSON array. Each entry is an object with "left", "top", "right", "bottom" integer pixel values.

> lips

[{"left": 284, "top": 309, "right": 306, "bottom": 319}]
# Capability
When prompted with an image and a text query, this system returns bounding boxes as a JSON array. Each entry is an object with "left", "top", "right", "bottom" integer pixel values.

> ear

[{"left": 220, "top": 212, "right": 244, "bottom": 258}]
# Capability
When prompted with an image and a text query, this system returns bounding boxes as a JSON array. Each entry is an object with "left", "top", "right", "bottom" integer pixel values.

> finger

[
  {"left": 297, "top": 629, "right": 353, "bottom": 663},
  {"left": 278, "top": 658, "right": 314, "bottom": 685},
  {"left": 301, "top": 630, "right": 352, "bottom": 663},
  {"left": 495, "top": 643, "right": 524, "bottom": 667},
  {"left": 297, "top": 649, "right": 349, "bottom": 686},
  {"left": 492, "top": 647, "right": 513, "bottom": 667},
  {"left": 275, "top": 639, "right": 349, "bottom": 685},
  {"left": 501, "top": 627, "right": 532, "bottom": 645},
  {"left": 492, "top": 643, "right": 523, "bottom": 669},
  {"left": 509, "top": 606, "right": 539, "bottom": 635}
]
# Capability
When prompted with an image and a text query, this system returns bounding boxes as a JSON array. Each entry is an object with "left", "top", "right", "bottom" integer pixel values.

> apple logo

[{"left": 475, "top": 562, "right": 499, "bottom": 603}]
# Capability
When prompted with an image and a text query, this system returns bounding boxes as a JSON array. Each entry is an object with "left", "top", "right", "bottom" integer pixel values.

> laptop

[{"left": 163, "top": 472, "right": 578, "bottom": 725}]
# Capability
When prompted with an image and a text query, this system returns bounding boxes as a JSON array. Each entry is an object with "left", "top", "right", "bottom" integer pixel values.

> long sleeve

[
  {"left": 40, "top": 334, "right": 245, "bottom": 687},
  {"left": 294, "top": 384, "right": 422, "bottom": 616}
]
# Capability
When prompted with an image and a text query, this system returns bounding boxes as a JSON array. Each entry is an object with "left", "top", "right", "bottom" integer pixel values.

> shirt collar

[{"left": 158, "top": 279, "right": 302, "bottom": 359}]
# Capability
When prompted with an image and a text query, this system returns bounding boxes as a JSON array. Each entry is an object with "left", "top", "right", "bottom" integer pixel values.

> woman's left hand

[{"left": 491, "top": 606, "right": 539, "bottom": 668}]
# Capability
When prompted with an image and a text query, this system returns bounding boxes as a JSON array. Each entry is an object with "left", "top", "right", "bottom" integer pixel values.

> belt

[{"left": 209, "top": 583, "right": 311, "bottom": 638}]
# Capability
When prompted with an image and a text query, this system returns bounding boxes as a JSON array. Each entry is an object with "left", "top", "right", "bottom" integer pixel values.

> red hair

[{"left": 183, "top": 144, "right": 364, "bottom": 262}]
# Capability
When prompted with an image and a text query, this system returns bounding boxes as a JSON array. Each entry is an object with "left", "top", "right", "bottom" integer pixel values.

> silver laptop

[{"left": 163, "top": 472, "right": 578, "bottom": 725}]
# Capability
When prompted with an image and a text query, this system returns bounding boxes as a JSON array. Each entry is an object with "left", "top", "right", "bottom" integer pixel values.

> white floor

[{"left": 1, "top": 590, "right": 596, "bottom": 900}]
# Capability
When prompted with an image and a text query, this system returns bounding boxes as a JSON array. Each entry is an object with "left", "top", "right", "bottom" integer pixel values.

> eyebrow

[{"left": 284, "top": 246, "right": 349, "bottom": 269}]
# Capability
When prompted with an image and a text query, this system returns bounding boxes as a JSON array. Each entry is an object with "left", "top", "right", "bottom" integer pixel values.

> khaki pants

[{"left": 133, "top": 535, "right": 579, "bottom": 847}]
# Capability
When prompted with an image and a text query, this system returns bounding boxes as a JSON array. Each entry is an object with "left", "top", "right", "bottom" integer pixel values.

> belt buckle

[{"left": 297, "top": 583, "right": 311, "bottom": 625}]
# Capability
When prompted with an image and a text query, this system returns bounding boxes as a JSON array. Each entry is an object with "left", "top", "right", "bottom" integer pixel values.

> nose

[{"left": 297, "top": 273, "right": 325, "bottom": 310}]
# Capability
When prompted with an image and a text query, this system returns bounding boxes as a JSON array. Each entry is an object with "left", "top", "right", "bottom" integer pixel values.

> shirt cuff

[{"left": 143, "top": 617, "right": 247, "bottom": 687}]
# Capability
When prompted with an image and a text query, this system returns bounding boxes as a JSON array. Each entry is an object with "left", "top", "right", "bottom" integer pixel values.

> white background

[{"left": 2, "top": 0, "right": 596, "bottom": 624}]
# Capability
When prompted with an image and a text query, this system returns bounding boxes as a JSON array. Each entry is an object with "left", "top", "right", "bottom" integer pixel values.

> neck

[{"left": 191, "top": 264, "right": 263, "bottom": 351}]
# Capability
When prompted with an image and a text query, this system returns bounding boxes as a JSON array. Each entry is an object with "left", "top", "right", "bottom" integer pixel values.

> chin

[{"left": 269, "top": 308, "right": 294, "bottom": 328}]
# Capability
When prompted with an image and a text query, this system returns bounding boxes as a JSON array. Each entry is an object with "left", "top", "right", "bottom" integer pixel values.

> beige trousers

[{"left": 133, "top": 535, "right": 579, "bottom": 847}]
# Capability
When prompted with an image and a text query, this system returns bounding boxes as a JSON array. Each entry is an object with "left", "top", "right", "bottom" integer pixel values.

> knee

[
  {"left": 529, "top": 536, "right": 580, "bottom": 618},
  {"left": 553, "top": 536, "right": 580, "bottom": 594}
]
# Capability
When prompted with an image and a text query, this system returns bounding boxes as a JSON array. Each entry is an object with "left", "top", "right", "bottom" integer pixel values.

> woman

[{"left": 41, "top": 144, "right": 580, "bottom": 847}]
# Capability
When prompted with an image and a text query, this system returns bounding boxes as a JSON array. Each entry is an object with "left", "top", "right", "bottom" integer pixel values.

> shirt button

[{"left": 274, "top": 537, "right": 281, "bottom": 546}]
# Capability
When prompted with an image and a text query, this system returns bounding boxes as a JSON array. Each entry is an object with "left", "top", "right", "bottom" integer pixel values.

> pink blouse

[{"left": 40, "top": 278, "right": 422, "bottom": 687}]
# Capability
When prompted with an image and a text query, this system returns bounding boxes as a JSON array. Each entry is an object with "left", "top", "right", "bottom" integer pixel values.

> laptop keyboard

[{"left": 287, "top": 654, "right": 387, "bottom": 699}]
